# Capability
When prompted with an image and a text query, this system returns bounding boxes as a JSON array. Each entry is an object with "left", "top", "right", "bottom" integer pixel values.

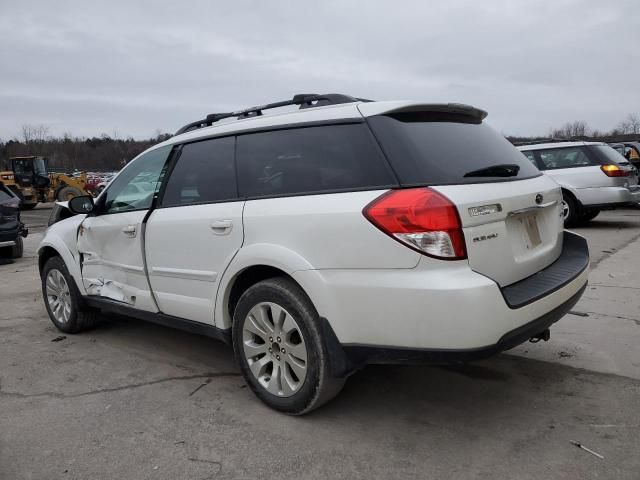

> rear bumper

[
  {"left": 339, "top": 282, "right": 586, "bottom": 370},
  {"left": 0, "top": 222, "right": 27, "bottom": 243},
  {"left": 501, "top": 232, "right": 589, "bottom": 308},
  {"left": 294, "top": 233, "right": 589, "bottom": 369},
  {"left": 577, "top": 185, "right": 640, "bottom": 207}
]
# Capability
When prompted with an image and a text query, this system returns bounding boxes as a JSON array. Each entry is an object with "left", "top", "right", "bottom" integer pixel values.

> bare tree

[
  {"left": 550, "top": 120, "right": 591, "bottom": 139},
  {"left": 617, "top": 113, "right": 640, "bottom": 135},
  {"left": 21, "top": 124, "right": 49, "bottom": 144}
]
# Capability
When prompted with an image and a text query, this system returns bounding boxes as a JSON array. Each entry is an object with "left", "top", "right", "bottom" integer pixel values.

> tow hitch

[{"left": 529, "top": 328, "right": 550, "bottom": 343}]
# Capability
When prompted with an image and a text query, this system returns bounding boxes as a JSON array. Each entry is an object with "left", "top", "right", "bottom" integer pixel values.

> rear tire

[
  {"left": 561, "top": 191, "right": 582, "bottom": 227},
  {"left": 578, "top": 208, "right": 600, "bottom": 225},
  {"left": 232, "top": 277, "right": 345, "bottom": 415},
  {"left": 41, "top": 256, "right": 99, "bottom": 333},
  {"left": 10, "top": 237, "right": 23, "bottom": 258}
]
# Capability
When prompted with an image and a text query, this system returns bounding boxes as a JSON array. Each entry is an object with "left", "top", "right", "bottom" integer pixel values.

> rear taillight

[
  {"left": 601, "top": 164, "right": 629, "bottom": 177},
  {"left": 363, "top": 188, "right": 467, "bottom": 260}
]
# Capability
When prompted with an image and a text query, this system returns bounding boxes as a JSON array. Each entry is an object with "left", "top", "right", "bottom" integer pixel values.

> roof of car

[
  {"left": 151, "top": 95, "right": 487, "bottom": 152},
  {"left": 518, "top": 141, "right": 605, "bottom": 151}
]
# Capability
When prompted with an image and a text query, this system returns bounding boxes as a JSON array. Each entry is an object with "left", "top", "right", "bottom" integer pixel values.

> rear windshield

[{"left": 368, "top": 113, "right": 541, "bottom": 185}]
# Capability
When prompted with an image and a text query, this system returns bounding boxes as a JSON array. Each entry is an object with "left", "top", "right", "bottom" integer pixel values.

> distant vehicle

[
  {"left": 0, "top": 182, "right": 27, "bottom": 258},
  {"left": 0, "top": 156, "right": 92, "bottom": 209},
  {"left": 519, "top": 142, "right": 640, "bottom": 226},
  {"left": 609, "top": 142, "right": 640, "bottom": 171},
  {"left": 610, "top": 143, "right": 626, "bottom": 156},
  {"left": 39, "top": 93, "right": 589, "bottom": 414}
]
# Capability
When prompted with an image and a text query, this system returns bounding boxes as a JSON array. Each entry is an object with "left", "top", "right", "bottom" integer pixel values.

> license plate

[{"left": 521, "top": 214, "right": 542, "bottom": 249}]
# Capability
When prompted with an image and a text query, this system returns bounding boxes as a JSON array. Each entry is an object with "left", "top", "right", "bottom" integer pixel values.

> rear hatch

[{"left": 364, "top": 105, "right": 563, "bottom": 287}]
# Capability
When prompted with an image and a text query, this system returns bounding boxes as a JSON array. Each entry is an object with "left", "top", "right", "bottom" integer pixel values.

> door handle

[
  {"left": 210, "top": 220, "right": 233, "bottom": 235},
  {"left": 122, "top": 225, "right": 137, "bottom": 237}
]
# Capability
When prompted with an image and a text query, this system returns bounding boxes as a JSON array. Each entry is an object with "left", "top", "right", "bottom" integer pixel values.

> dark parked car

[{"left": 0, "top": 182, "right": 27, "bottom": 258}]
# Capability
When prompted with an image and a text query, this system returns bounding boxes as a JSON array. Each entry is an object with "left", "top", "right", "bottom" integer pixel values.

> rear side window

[
  {"left": 236, "top": 123, "right": 396, "bottom": 198},
  {"left": 536, "top": 147, "right": 597, "bottom": 170},
  {"left": 367, "top": 114, "right": 541, "bottom": 185},
  {"left": 588, "top": 145, "right": 628, "bottom": 165},
  {"left": 162, "top": 137, "right": 237, "bottom": 207}
]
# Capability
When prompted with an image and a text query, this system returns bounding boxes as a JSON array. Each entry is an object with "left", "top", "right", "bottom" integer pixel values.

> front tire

[
  {"left": 41, "top": 256, "right": 98, "bottom": 333},
  {"left": 232, "top": 277, "right": 344, "bottom": 414},
  {"left": 10, "top": 237, "right": 23, "bottom": 258}
]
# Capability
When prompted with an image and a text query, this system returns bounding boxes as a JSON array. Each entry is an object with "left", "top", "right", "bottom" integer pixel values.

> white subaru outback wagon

[{"left": 39, "top": 94, "right": 589, "bottom": 414}]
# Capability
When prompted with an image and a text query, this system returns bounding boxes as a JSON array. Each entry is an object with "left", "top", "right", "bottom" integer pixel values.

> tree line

[
  {"left": 1, "top": 114, "right": 639, "bottom": 172},
  {"left": 0, "top": 125, "right": 172, "bottom": 172},
  {"left": 507, "top": 113, "right": 640, "bottom": 145}
]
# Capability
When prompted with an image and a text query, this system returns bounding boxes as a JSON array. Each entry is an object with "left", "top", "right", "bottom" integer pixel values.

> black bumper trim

[
  {"left": 339, "top": 282, "right": 586, "bottom": 370},
  {"left": 500, "top": 231, "right": 589, "bottom": 309}
]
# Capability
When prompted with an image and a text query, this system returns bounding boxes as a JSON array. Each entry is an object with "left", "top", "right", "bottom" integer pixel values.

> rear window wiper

[{"left": 463, "top": 164, "right": 520, "bottom": 178}]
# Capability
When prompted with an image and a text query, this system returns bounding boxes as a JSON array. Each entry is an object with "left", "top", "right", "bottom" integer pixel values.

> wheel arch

[
  {"left": 215, "top": 243, "right": 319, "bottom": 330},
  {"left": 38, "top": 238, "right": 85, "bottom": 295}
]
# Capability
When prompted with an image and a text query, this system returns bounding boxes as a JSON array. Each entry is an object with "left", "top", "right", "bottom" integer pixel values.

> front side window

[
  {"left": 161, "top": 136, "right": 237, "bottom": 207},
  {"left": 536, "top": 147, "right": 596, "bottom": 170},
  {"left": 102, "top": 146, "right": 171, "bottom": 214},
  {"left": 236, "top": 123, "right": 395, "bottom": 198}
]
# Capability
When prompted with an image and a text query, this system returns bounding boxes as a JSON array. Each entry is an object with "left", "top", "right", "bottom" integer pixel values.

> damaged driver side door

[{"left": 77, "top": 146, "right": 172, "bottom": 312}]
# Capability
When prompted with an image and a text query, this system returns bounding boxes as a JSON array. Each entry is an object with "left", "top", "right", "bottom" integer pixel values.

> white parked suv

[
  {"left": 518, "top": 142, "right": 640, "bottom": 226},
  {"left": 39, "top": 94, "right": 590, "bottom": 414}
]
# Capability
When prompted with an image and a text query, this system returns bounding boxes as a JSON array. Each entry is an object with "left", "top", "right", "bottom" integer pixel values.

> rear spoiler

[{"left": 357, "top": 101, "right": 488, "bottom": 122}]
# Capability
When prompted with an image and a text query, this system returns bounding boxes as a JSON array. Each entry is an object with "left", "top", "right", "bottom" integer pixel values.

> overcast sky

[{"left": 1, "top": 0, "right": 638, "bottom": 139}]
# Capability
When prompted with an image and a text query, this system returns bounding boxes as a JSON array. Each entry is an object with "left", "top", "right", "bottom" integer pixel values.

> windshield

[
  {"left": 367, "top": 113, "right": 541, "bottom": 185},
  {"left": 13, "top": 159, "right": 32, "bottom": 175}
]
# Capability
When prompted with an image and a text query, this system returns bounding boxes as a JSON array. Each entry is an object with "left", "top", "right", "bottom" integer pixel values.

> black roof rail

[{"left": 174, "top": 93, "right": 366, "bottom": 136}]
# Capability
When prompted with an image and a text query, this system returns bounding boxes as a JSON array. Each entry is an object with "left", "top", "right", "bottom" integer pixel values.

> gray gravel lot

[{"left": 1, "top": 204, "right": 639, "bottom": 479}]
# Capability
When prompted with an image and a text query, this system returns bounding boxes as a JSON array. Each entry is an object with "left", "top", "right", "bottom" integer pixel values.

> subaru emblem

[{"left": 535, "top": 193, "right": 543, "bottom": 205}]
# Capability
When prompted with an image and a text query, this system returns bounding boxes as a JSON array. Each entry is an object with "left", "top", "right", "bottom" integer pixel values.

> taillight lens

[
  {"left": 601, "top": 164, "right": 629, "bottom": 177},
  {"left": 363, "top": 188, "right": 467, "bottom": 260}
]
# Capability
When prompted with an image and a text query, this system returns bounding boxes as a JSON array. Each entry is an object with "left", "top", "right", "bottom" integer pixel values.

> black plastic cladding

[{"left": 174, "top": 93, "right": 365, "bottom": 136}]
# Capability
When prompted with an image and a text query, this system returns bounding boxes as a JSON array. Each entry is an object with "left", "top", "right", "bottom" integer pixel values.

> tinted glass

[
  {"left": 0, "top": 185, "right": 13, "bottom": 202},
  {"left": 367, "top": 114, "right": 540, "bottom": 185},
  {"left": 236, "top": 123, "right": 395, "bottom": 198},
  {"left": 590, "top": 145, "right": 628, "bottom": 165},
  {"left": 536, "top": 147, "right": 596, "bottom": 170},
  {"left": 162, "top": 137, "right": 237, "bottom": 207},
  {"left": 103, "top": 146, "right": 171, "bottom": 214},
  {"left": 522, "top": 150, "right": 538, "bottom": 167}
]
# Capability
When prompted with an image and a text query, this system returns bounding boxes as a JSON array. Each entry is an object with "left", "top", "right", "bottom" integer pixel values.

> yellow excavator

[{"left": 0, "top": 156, "right": 90, "bottom": 209}]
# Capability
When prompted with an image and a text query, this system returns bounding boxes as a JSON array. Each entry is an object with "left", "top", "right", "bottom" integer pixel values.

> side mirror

[{"left": 68, "top": 195, "right": 95, "bottom": 214}]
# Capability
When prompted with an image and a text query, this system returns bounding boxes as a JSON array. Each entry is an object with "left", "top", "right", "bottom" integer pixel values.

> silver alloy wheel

[
  {"left": 242, "top": 301, "right": 308, "bottom": 397},
  {"left": 561, "top": 199, "right": 570, "bottom": 220},
  {"left": 45, "top": 269, "right": 72, "bottom": 324}
]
